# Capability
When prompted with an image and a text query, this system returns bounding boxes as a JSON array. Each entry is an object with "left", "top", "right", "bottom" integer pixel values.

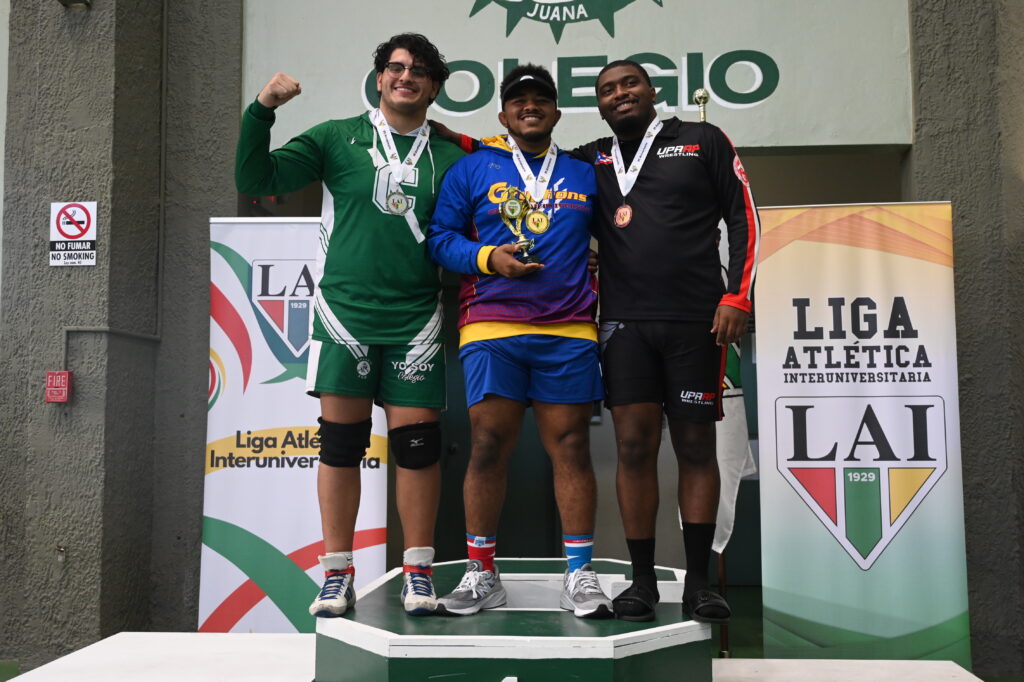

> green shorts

[{"left": 305, "top": 339, "right": 445, "bottom": 408}]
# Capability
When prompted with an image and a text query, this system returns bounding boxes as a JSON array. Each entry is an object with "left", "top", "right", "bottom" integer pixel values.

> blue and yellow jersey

[{"left": 427, "top": 135, "right": 598, "bottom": 346}]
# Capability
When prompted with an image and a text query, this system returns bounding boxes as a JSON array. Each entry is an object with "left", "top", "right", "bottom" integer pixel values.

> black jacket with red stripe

[{"left": 574, "top": 117, "right": 760, "bottom": 323}]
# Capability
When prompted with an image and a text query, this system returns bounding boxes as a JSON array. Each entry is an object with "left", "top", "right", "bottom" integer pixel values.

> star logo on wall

[{"left": 469, "top": 0, "right": 663, "bottom": 43}]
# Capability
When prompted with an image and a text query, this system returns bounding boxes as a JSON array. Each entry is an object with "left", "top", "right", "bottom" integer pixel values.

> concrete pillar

[
  {"left": 148, "top": 0, "right": 241, "bottom": 633},
  {"left": 0, "top": 0, "right": 241, "bottom": 669},
  {"left": 0, "top": 0, "right": 160, "bottom": 667},
  {"left": 904, "top": 1, "right": 1024, "bottom": 676}
]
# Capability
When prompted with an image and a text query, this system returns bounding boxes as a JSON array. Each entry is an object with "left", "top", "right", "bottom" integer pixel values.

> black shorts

[{"left": 599, "top": 320, "right": 725, "bottom": 421}]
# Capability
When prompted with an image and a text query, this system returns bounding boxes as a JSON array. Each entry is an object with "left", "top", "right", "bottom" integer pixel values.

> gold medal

[
  {"left": 525, "top": 209, "right": 550, "bottom": 234},
  {"left": 613, "top": 203, "right": 633, "bottom": 228}
]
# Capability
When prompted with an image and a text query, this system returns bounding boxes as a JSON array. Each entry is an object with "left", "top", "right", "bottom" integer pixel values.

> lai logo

[
  {"left": 211, "top": 241, "right": 314, "bottom": 389},
  {"left": 775, "top": 395, "right": 947, "bottom": 570},
  {"left": 470, "top": 0, "right": 663, "bottom": 42},
  {"left": 251, "top": 260, "right": 315, "bottom": 356}
]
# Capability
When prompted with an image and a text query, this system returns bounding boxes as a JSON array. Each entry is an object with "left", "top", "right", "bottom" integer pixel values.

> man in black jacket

[{"left": 575, "top": 60, "right": 760, "bottom": 623}]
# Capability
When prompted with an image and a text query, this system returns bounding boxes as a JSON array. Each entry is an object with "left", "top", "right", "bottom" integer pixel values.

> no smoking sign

[{"left": 49, "top": 201, "right": 98, "bottom": 267}]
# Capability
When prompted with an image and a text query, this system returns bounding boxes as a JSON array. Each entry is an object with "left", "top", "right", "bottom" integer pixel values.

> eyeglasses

[{"left": 384, "top": 62, "right": 430, "bottom": 80}]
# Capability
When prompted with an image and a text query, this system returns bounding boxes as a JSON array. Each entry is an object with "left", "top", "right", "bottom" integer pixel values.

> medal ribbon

[
  {"left": 370, "top": 108, "right": 430, "bottom": 242},
  {"left": 507, "top": 136, "right": 558, "bottom": 211},
  {"left": 371, "top": 108, "right": 430, "bottom": 188},
  {"left": 611, "top": 117, "right": 663, "bottom": 200}
]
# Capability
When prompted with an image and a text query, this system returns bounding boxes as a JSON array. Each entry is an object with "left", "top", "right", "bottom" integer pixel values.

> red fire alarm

[{"left": 46, "top": 371, "right": 72, "bottom": 403}]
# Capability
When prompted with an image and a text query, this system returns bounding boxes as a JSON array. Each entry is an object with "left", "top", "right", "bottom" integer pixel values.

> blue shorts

[{"left": 460, "top": 335, "right": 604, "bottom": 407}]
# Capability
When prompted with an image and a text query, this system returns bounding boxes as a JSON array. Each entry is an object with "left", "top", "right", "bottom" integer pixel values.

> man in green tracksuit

[{"left": 235, "top": 33, "right": 463, "bottom": 617}]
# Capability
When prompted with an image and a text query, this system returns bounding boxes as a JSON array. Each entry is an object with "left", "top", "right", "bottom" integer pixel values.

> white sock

[
  {"left": 319, "top": 551, "right": 353, "bottom": 572},
  {"left": 403, "top": 546, "right": 434, "bottom": 568}
]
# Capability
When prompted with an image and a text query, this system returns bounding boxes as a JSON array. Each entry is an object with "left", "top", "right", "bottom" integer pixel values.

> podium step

[{"left": 315, "top": 558, "right": 712, "bottom": 682}]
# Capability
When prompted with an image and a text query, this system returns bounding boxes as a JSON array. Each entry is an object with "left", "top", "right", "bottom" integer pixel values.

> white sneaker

[
  {"left": 309, "top": 552, "right": 355, "bottom": 617},
  {"left": 401, "top": 569, "right": 438, "bottom": 616},
  {"left": 309, "top": 569, "right": 355, "bottom": 617},
  {"left": 560, "top": 563, "right": 613, "bottom": 618}
]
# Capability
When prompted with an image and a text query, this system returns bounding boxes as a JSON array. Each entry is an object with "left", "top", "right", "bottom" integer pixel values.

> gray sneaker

[
  {"left": 560, "top": 563, "right": 613, "bottom": 618},
  {"left": 437, "top": 560, "right": 507, "bottom": 616}
]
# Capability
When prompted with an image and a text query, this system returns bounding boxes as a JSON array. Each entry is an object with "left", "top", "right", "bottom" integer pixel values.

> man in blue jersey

[{"left": 427, "top": 65, "right": 612, "bottom": 618}]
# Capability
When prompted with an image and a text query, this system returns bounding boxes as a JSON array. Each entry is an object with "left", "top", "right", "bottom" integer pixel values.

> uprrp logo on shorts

[{"left": 470, "top": 0, "right": 663, "bottom": 42}]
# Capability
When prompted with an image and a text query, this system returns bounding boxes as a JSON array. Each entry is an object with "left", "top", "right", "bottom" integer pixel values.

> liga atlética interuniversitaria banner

[
  {"left": 755, "top": 203, "right": 971, "bottom": 666},
  {"left": 198, "top": 218, "right": 388, "bottom": 633}
]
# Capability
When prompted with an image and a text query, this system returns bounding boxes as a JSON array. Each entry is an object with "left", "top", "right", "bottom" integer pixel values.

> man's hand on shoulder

[
  {"left": 487, "top": 243, "right": 544, "bottom": 278},
  {"left": 258, "top": 73, "right": 302, "bottom": 108},
  {"left": 428, "top": 119, "right": 459, "bottom": 145},
  {"left": 711, "top": 305, "right": 749, "bottom": 346}
]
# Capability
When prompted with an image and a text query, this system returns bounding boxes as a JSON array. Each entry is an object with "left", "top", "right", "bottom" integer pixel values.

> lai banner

[
  {"left": 755, "top": 203, "right": 971, "bottom": 666},
  {"left": 198, "top": 218, "right": 388, "bottom": 633}
]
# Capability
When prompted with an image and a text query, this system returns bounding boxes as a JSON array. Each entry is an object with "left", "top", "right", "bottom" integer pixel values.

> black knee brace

[
  {"left": 317, "top": 417, "right": 371, "bottom": 468},
  {"left": 389, "top": 421, "right": 441, "bottom": 470}
]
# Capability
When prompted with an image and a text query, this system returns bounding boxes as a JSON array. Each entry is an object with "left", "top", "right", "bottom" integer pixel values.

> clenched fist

[{"left": 257, "top": 72, "right": 302, "bottom": 108}]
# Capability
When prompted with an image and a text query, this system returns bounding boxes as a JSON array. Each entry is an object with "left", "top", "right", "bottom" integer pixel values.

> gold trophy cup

[{"left": 499, "top": 188, "right": 540, "bottom": 265}]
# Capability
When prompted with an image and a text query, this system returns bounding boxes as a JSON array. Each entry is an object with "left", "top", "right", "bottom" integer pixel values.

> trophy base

[{"left": 515, "top": 239, "right": 539, "bottom": 265}]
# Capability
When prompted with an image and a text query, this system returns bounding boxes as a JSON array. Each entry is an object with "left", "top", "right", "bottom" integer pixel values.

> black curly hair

[
  {"left": 595, "top": 59, "right": 653, "bottom": 89},
  {"left": 372, "top": 33, "right": 450, "bottom": 84}
]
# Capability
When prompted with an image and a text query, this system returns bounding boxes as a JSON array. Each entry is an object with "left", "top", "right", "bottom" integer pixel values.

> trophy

[
  {"left": 693, "top": 88, "right": 710, "bottom": 123},
  {"left": 499, "top": 188, "right": 540, "bottom": 265}
]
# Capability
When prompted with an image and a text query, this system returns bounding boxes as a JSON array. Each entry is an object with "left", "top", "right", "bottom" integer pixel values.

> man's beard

[
  {"left": 517, "top": 128, "right": 552, "bottom": 145},
  {"left": 608, "top": 110, "right": 651, "bottom": 139}
]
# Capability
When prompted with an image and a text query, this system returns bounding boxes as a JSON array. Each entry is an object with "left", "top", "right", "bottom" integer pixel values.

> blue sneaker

[
  {"left": 401, "top": 569, "right": 437, "bottom": 616},
  {"left": 309, "top": 568, "right": 355, "bottom": 617}
]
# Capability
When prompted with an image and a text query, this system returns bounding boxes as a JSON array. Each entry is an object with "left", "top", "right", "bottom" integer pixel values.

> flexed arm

[
  {"left": 235, "top": 72, "right": 323, "bottom": 196},
  {"left": 257, "top": 72, "right": 303, "bottom": 108}
]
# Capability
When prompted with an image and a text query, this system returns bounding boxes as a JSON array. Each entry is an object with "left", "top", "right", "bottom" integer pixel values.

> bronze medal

[{"left": 613, "top": 203, "right": 633, "bottom": 228}]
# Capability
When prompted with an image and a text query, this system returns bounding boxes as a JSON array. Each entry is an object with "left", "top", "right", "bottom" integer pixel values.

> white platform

[
  {"left": 713, "top": 658, "right": 981, "bottom": 681},
  {"left": 12, "top": 633, "right": 313, "bottom": 682},
  {"left": 11, "top": 632, "right": 982, "bottom": 681}
]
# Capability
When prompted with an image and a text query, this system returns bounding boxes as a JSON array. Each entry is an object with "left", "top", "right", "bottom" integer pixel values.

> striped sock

[
  {"left": 466, "top": 532, "right": 497, "bottom": 572},
  {"left": 564, "top": 533, "right": 594, "bottom": 573}
]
